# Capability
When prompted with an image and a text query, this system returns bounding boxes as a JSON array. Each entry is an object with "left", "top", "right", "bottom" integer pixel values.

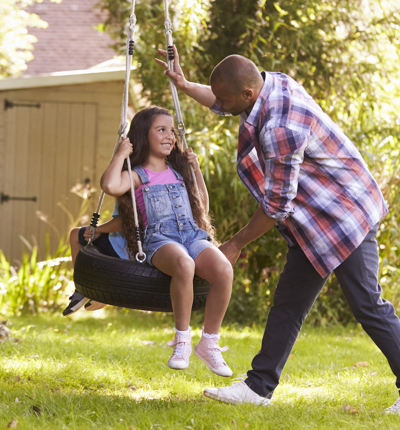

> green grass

[{"left": 0, "top": 311, "right": 399, "bottom": 430}]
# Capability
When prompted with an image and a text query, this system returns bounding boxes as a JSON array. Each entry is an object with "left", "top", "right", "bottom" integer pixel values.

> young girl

[{"left": 98, "top": 106, "right": 234, "bottom": 377}]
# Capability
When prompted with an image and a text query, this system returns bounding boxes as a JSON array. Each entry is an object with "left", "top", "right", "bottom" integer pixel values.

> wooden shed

[{"left": 0, "top": 65, "right": 133, "bottom": 263}]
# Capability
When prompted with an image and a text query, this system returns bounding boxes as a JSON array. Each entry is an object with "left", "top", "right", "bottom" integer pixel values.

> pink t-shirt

[{"left": 135, "top": 166, "right": 182, "bottom": 226}]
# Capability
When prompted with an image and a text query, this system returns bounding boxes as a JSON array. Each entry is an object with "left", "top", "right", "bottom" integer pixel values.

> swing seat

[{"left": 73, "top": 244, "right": 210, "bottom": 312}]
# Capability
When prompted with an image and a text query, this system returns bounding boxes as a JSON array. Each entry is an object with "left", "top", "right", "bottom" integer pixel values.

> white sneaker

[
  {"left": 203, "top": 381, "right": 271, "bottom": 406},
  {"left": 385, "top": 397, "right": 400, "bottom": 414}
]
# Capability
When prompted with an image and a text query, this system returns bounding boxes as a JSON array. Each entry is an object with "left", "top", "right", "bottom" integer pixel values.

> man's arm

[
  {"left": 155, "top": 45, "right": 215, "bottom": 108},
  {"left": 219, "top": 207, "right": 277, "bottom": 265}
]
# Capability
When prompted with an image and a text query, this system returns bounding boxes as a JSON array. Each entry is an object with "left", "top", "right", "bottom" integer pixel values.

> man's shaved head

[{"left": 210, "top": 55, "right": 263, "bottom": 93}]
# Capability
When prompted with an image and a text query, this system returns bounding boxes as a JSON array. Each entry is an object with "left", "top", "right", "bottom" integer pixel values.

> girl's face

[{"left": 148, "top": 115, "right": 175, "bottom": 158}]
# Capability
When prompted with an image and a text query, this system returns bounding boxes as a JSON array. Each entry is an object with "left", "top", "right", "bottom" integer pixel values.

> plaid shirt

[{"left": 211, "top": 71, "right": 388, "bottom": 277}]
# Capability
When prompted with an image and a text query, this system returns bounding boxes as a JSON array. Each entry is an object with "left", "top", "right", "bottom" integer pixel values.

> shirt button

[
  {"left": 169, "top": 185, "right": 173, "bottom": 189},
  {"left": 178, "top": 214, "right": 182, "bottom": 217},
  {"left": 181, "top": 183, "right": 184, "bottom": 187},
  {"left": 172, "top": 195, "right": 176, "bottom": 199},
  {"left": 175, "top": 205, "right": 179, "bottom": 208},
  {"left": 179, "top": 222, "right": 183, "bottom": 226},
  {"left": 144, "top": 187, "right": 149, "bottom": 192}
]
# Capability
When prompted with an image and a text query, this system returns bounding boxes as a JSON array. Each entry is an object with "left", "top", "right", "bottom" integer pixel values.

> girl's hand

[
  {"left": 83, "top": 227, "right": 101, "bottom": 242},
  {"left": 116, "top": 137, "right": 133, "bottom": 160},
  {"left": 185, "top": 148, "right": 200, "bottom": 173}
]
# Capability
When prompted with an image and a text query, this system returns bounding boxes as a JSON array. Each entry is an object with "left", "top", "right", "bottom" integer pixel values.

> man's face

[{"left": 211, "top": 81, "right": 252, "bottom": 116}]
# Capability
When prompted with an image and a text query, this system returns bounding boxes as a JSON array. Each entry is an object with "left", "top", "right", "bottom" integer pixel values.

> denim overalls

[{"left": 130, "top": 165, "right": 214, "bottom": 265}]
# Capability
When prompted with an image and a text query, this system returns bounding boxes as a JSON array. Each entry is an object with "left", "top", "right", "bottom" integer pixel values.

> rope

[
  {"left": 163, "top": 0, "right": 200, "bottom": 197},
  {"left": 89, "top": 0, "right": 146, "bottom": 263}
]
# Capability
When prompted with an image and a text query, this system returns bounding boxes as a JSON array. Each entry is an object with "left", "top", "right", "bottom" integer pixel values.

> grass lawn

[{"left": 0, "top": 309, "right": 399, "bottom": 430}]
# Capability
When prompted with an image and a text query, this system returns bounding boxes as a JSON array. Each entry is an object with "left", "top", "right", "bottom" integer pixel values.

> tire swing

[{"left": 73, "top": 0, "right": 210, "bottom": 312}]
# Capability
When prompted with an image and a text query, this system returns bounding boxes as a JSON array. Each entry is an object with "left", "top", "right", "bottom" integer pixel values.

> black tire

[{"left": 73, "top": 244, "right": 210, "bottom": 312}]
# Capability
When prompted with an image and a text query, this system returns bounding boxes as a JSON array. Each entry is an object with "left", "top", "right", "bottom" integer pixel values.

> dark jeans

[{"left": 245, "top": 223, "right": 400, "bottom": 398}]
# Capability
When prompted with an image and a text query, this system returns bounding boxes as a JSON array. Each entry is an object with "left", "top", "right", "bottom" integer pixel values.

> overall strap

[
  {"left": 169, "top": 166, "right": 184, "bottom": 181},
  {"left": 133, "top": 166, "right": 150, "bottom": 184}
]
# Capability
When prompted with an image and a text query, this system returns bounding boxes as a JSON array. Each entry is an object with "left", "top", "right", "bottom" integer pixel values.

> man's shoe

[
  {"left": 194, "top": 334, "right": 232, "bottom": 377},
  {"left": 204, "top": 381, "right": 271, "bottom": 406},
  {"left": 167, "top": 331, "right": 192, "bottom": 370},
  {"left": 62, "top": 291, "right": 90, "bottom": 316},
  {"left": 84, "top": 300, "right": 106, "bottom": 311},
  {"left": 385, "top": 397, "right": 400, "bottom": 414}
]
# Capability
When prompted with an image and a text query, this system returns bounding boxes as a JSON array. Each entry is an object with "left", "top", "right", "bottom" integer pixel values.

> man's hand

[
  {"left": 219, "top": 238, "right": 242, "bottom": 266},
  {"left": 155, "top": 45, "right": 187, "bottom": 91}
]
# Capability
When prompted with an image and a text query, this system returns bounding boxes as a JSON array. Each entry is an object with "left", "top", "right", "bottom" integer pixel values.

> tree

[{"left": 0, "top": 0, "right": 60, "bottom": 78}]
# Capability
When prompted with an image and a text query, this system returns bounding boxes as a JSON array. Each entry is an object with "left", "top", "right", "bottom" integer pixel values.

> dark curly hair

[{"left": 117, "top": 106, "right": 217, "bottom": 259}]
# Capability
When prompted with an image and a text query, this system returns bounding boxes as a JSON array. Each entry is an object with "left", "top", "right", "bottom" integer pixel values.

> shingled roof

[{"left": 26, "top": 0, "right": 116, "bottom": 75}]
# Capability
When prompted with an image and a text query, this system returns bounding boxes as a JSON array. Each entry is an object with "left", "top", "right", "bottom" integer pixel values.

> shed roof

[
  {"left": 26, "top": 0, "right": 116, "bottom": 75},
  {"left": 0, "top": 62, "right": 127, "bottom": 91}
]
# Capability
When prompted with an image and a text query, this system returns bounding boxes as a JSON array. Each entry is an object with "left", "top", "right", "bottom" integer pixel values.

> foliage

[
  {"left": 99, "top": 0, "right": 400, "bottom": 325},
  {"left": 0, "top": 313, "right": 399, "bottom": 429},
  {"left": 0, "top": 0, "right": 61, "bottom": 78},
  {"left": 0, "top": 238, "right": 72, "bottom": 316}
]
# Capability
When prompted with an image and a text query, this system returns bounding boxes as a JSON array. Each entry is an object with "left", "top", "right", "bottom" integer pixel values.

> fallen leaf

[
  {"left": 350, "top": 361, "right": 370, "bottom": 368},
  {"left": 129, "top": 385, "right": 137, "bottom": 391},
  {"left": 0, "top": 323, "right": 12, "bottom": 342},
  {"left": 289, "top": 354, "right": 295, "bottom": 359},
  {"left": 15, "top": 398, "right": 20, "bottom": 403},
  {"left": 231, "top": 420, "right": 236, "bottom": 426},
  {"left": 7, "top": 418, "right": 18, "bottom": 428},
  {"left": 15, "top": 376, "right": 20, "bottom": 382},
  {"left": 31, "top": 405, "right": 42, "bottom": 415},
  {"left": 243, "top": 425, "right": 249, "bottom": 429},
  {"left": 343, "top": 403, "right": 360, "bottom": 414}
]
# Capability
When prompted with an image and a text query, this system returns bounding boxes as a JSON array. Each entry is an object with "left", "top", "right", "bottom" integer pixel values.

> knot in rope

[
  {"left": 164, "top": 19, "right": 172, "bottom": 33},
  {"left": 118, "top": 121, "right": 129, "bottom": 137},
  {"left": 129, "top": 13, "right": 137, "bottom": 30}
]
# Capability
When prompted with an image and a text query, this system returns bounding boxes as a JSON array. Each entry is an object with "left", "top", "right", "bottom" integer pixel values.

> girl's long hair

[{"left": 117, "top": 106, "right": 216, "bottom": 258}]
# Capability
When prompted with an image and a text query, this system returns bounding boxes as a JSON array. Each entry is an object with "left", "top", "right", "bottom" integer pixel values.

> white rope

[
  {"left": 89, "top": 0, "right": 146, "bottom": 263},
  {"left": 163, "top": 0, "right": 200, "bottom": 197}
]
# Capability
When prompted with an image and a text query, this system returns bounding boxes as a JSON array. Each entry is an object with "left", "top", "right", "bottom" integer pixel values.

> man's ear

[{"left": 243, "top": 88, "right": 254, "bottom": 100}]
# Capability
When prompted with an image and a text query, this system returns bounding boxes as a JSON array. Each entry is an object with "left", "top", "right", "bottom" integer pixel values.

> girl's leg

[
  {"left": 193, "top": 247, "right": 234, "bottom": 377},
  {"left": 151, "top": 243, "right": 196, "bottom": 330},
  {"left": 194, "top": 247, "right": 233, "bottom": 334},
  {"left": 151, "top": 243, "right": 195, "bottom": 370}
]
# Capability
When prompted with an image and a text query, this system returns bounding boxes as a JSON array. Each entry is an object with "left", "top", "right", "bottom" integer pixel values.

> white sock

[
  {"left": 174, "top": 326, "right": 190, "bottom": 336},
  {"left": 202, "top": 327, "right": 220, "bottom": 339}
]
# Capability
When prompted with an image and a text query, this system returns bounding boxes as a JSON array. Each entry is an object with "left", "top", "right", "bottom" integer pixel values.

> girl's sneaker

[
  {"left": 194, "top": 335, "right": 233, "bottom": 377},
  {"left": 167, "top": 331, "right": 192, "bottom": 370}
]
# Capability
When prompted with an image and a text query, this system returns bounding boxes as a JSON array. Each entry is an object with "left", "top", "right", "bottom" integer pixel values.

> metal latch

[{"left": 1, "top": 193, "right": 37, "bottom": 204}]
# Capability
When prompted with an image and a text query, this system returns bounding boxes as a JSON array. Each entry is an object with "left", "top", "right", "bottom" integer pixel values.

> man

[{"left": 156, "top": 46, "right": 400, "bottom": 413}]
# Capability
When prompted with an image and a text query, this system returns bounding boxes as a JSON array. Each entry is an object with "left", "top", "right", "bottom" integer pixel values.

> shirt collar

[{"left": 241, "top": 71, "right": 272, "bottom": 128}]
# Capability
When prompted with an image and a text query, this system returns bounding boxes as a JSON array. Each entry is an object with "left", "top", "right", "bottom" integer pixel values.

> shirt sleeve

[
  {"left": 209, "top": 103, "right": 232, "bottom": 116},
  {"left": 259, "top": 127, "right": 308, "bottom": 220},
  {"left": 112, "top": 201, "right": 119, "bottom": 217}
]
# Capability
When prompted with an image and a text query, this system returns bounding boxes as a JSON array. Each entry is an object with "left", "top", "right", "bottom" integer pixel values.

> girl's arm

[
  {"left": 83, "top": 216, "right": 123, "bottom": 241},
  {"left": 185, "top": 148, "right": 209, "bottom": 212},
  {"left": 100, "top": 138, "right": 140, "bottom": 196}
]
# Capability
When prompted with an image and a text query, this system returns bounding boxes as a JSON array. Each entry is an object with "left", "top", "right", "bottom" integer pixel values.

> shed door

[{"left": 1, "top": 101, "right": 97, "bottom": 263}]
